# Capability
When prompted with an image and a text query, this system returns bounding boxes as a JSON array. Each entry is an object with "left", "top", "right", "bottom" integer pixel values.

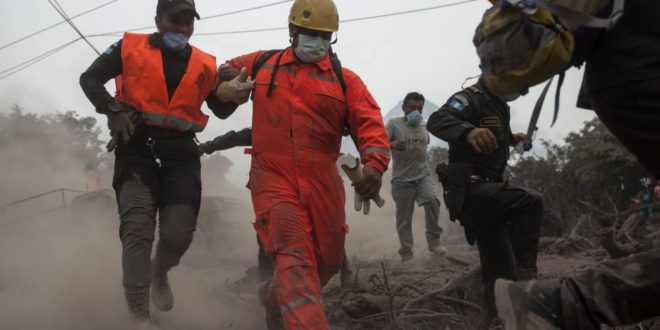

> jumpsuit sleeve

[
  {"left": 224, "top": 50, "right": 267, "bottom": 79},
  {"left": 343, "top": 69, "right": 391, "bottom": 174},
  {"left": 79, "top": 39, "right": 123, "bottom": 114},
  {"left": 427, "top": 92, "right": 477, "bottom": 144}
]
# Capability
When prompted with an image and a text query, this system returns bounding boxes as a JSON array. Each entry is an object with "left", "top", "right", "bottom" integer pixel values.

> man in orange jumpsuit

[{"left": 216, "top": 0, "right": 390, "bottom": 328}]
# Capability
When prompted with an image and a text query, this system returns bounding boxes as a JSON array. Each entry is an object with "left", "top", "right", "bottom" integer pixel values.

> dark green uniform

[{"left": 427, "top": 82, "right": 543, "bottom": 320}]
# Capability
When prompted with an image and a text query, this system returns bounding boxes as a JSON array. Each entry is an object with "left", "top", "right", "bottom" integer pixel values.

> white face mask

[
  {"left": 161, "top": 32, "right": 190, "bottom": 52},
  {"left": 293, "top": 34, "right": 330, "bottom": 63}
]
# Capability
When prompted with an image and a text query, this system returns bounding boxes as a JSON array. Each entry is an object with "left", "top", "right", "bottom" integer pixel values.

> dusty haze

[{"left": 0, "top": 124, "right": 459, "bottom": 329}]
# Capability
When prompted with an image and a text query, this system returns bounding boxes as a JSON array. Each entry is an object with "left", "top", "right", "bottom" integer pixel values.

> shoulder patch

[
  {"left": 447, "top": 94, "right": 469, "bottom": 111},
  {"left": 103, "top": 42, "right": 118, "bottom": 55}
]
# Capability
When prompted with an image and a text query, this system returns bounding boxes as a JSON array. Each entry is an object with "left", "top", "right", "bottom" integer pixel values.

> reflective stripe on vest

[
  {"left": 115, "top": 32, "right": 216, "bottom": 132},
  {"left": 362, "top": 147, "right": 391, "bottom": 158},
  {"left": 279, "top": 295, "right": 323, "bottom": 314}
]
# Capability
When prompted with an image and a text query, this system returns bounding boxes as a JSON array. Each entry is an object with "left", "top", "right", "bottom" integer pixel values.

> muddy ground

[{"left": 0, "top": 184, "right": 623, "bottom": 330}]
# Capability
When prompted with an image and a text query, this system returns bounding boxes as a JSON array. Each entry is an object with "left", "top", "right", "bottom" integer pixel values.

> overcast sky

[{"left": 0, "top": 0, "right": 595, "bottom": 185}]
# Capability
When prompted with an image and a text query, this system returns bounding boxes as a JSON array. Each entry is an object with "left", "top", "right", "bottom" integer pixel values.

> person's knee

[
  {"left": 119, "top": 214, "right": 155, "bottom": 252},
  {"left": 159, "top": 204, "right": 197, "bottom": 251}
]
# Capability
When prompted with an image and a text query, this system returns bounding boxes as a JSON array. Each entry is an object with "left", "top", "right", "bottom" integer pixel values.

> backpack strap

[
  {"left": 328, "top": 50, "right": 359, "bottom": 148},
  {"left": 329, "top": 52, "right": 347, "bottom": 95},
  {"left": 534, "top": 0, "right": 625, "bottom": 30},
  {"left": 250, "top": 49, "right": 282, "bottom": 101},
  {"left": 251, "top": 49, "right": 281, "bottom": 78},
  {"left": 250, "top": 48, "right": 358, "bottom": 149}
]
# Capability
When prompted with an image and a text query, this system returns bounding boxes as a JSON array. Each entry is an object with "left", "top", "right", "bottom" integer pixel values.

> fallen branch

[{"left": 403, "top": 266, "right": 481, "bottom": 310}]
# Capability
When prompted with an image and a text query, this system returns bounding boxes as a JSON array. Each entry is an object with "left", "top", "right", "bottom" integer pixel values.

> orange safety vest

[{"left": 115, "top": 33, "right": 216, "bottom": 132}]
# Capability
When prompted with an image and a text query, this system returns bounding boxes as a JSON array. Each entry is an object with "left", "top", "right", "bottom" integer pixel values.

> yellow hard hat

[{"left": 288, "top": 0, "right": 339, "bottom": 32}]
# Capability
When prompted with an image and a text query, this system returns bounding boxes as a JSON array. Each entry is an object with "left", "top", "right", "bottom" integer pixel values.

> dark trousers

[
  {"left": 556, "top": 77, "right": 660, "bottom": 328},
  {"left": 560, "top": 248, "right": 660, "bottom": 329},
  {"left": 113, "top": 136, "right": 201, "bottom": 292},
  {"left": 591, "top": 77, "right": 660, "bottom": 179},
  {"left": 465, "top": 183, "right": 543, "bottom": 307}
]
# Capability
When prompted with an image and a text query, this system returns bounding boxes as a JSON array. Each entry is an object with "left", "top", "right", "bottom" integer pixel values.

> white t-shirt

[{"left": 386, "top": 117, "right": 431, "bottom": 183}]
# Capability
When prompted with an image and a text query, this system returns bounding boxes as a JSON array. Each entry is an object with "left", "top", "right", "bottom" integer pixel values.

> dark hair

[{"left": 403, "top": 92, "right": 425, "bottom": 106}]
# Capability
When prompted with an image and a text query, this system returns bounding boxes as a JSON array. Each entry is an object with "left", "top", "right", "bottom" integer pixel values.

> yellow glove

[{"left": 215, "top": 67, "right": 255, "bottom": 104}]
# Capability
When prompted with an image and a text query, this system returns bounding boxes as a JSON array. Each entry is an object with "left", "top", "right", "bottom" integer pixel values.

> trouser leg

[
  {"left": 153, "top": 158, "right": 201, "bottom": 276},
  {"left": 416, "top": 176, "right": 442, "bottom": 246},
  {"left": 153, "top": 204, "right": 198, "bottom": 275},
  {"left": 505, "top": 187, "right": 543, "bottom": 280},
  {"left": 259, "top": 202, "right": 328, "bottom": 330},
  {"left": 590, "top": 78, "right": 660, "bottom": 178},
  {"left": 560, "top": 248, "right": 660, "bottom": 329},
  {"left": 257, "top": 234, "right": 274, "bottom": 279},
  {"left": 392, "top": 181, "right": 416, "bottom": 258},
  {"left": 114, "top": 160, "right": 158, "bottom": 319},
  {"left": 476, "top": 224, "right": 516, "bottom": 309}
]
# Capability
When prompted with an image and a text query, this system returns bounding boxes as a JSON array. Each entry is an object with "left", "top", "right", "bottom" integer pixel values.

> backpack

[
  {"left": 250, "top": 48, "right": 357, "bottom": 144},
  {"left": 474, "top": 1, "right": 624, "bottom": 139},
  {"left": 474, "top": 1, "right": 624, "bottom": 95}
]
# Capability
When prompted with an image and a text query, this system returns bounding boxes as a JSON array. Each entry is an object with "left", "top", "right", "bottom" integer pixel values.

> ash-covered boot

[
  {"left": 151, "top": 260, "right": 173, "bottom": 311},
  {"left": 125, "top": 286, "right": 152, "bottom": 329}
]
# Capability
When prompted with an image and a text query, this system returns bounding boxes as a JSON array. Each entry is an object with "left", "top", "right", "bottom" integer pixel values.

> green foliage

[
  {"left": 0, "top": 104, "right": 105, "bottom": 168},
  {"left": 428, "top": 145, "right": 449, "bottom": 176},
  {"left": 509, "top": 118, "right": 652, "bottom": 235}
]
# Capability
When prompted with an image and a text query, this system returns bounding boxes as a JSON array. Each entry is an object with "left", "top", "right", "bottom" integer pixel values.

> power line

[
  {"left": 0, "top": 0, "right": 479, "bottom": 81},
  {"left": 0, "top": 0, "right": 118, "bottom": 52},
  {"left": 144, "top": 0, "right": 482, "bottom": 37},
  {"left": 0, "top": 38, "right": 81, "bottom": 81},
  {"left": 93, "top": 0, "right": 294, "bottom": 37},
  {"left": 47, "top": 0, "right": 101, "bottom": 55}
]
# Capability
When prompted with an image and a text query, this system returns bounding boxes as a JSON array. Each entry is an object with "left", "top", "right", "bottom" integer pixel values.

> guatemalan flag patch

[{"left": 448, "top": 94, "right": 468, "bottom": 111}]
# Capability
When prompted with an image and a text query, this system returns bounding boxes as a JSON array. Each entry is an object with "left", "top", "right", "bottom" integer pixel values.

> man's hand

[
  {"left": 215, "top": 67, "right": 255, "bottom": 104},
  {"left": 217, "top": 64, "right": 240, "bottom": 82},
  {"left": 391, "top": 140, "right": 407, "bottom": 151},
  {"left": 511, "top": 133, "right": 529, "bottom": 146},
  {"left": 107, "top": 111, "right": 134, "bottom": 146},
  {"left": 466, "top": 128, "right": 498, "bottom": 153},
  {"left": 353, "top": 166, "right": 382, "bottom": 200}
]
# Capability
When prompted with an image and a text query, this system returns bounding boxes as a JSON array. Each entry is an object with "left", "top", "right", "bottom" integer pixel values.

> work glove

[
  {"left": 215, "top": 67, "right": 255, "bottom": 104},
  {"left": 353, "top": 166, "right": 385, "bottom": 215},
  {"left": 217, "top": 63, "right": 240, "bottom": 82},
  {"left": 105, "top": 100, "right": 140, "bottom": 152},
  {"left": 354, "top": 190, "right": 385, "bottom": 215}
]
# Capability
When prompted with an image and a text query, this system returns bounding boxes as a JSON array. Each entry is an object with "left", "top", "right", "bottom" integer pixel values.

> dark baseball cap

[{"left": 157, "top": 0, "right": 200, "bottom": 19}]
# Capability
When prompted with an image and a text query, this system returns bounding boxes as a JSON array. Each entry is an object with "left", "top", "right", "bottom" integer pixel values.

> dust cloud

[{"left": 0, "top": 121, "right": 460, "bottom": 329}]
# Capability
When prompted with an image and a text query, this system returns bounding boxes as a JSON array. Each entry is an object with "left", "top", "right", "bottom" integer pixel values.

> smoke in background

[
  {"left": 0, "top": 106, "right": 456, "bottom": 329},
  {"left": 0, "top": 107, "right": 262, "bottom": 329}
]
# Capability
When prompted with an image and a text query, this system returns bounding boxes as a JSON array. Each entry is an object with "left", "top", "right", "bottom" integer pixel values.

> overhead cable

[
  {"left": 93, "top": 0, "right": 294, "bottom": 37},
  {"left": 0, "top": 0, "right": 118, "bottom": 52},
  {"left": 47, "top": 0, "right": 101, "bottom": 55},
  {"left": 91, "top": 0, "right": 481, "bottom": 37},
  {"left": 0, "top": 38, "right": 81, "bottom": 81}
]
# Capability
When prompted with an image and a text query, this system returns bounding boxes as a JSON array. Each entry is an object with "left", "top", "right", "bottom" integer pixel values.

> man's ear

[{"left": 154, "top": 15, "right": 162, "bottom": 31}]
